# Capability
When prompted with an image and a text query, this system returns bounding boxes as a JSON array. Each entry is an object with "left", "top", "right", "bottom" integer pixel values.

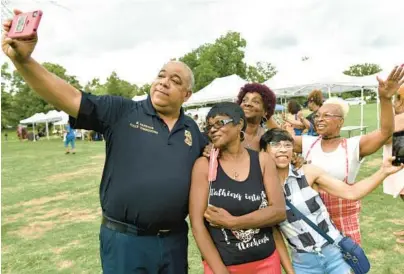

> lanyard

[
  {"left": 207, "top": 147, "right": 220, "bottom": 205},
  {"left": 305, "top": 137, "right": 349, "bottom": 183}
]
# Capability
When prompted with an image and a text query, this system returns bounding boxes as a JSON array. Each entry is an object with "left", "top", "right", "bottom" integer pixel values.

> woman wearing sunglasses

[{"left": 189, "top": 102, "right": 289, "bottom": 274}]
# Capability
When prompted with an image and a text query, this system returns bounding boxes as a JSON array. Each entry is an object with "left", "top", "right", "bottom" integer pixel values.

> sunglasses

[
  {"left": 313, "top": 113, "right": 342, "bottom": 120},
  {"left": 204, "top": 119, "right": 234, "bottom": 132}
]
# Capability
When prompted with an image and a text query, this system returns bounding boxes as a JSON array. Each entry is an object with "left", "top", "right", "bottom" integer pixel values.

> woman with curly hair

[
  {"left": 236, "top": 83, "right": 278, "bottom": 151},
  {"left": 203, "top": 83, "right": 279, "bottom": 154}
]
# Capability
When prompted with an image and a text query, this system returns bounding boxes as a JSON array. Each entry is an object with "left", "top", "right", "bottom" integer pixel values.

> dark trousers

[{"left": 99, "top": 224, "right": 189, "bottom": 274}]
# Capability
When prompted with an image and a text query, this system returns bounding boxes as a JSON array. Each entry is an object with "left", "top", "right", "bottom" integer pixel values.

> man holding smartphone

[{"left": 2, "top": 9, "right": 208, "bottom": 274}]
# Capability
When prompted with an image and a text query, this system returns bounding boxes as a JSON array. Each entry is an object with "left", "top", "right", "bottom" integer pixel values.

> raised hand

[
  {"left": 2, "top": 9, "right": 38, "bottom": 63},
  {"left": 377, "top": 65, "right": 404, "bottom": 99}
]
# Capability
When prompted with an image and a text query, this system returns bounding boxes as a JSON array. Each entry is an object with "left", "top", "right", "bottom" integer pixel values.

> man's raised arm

[{"left": 2, "top": 10, "right": 81, "bottom": 118}]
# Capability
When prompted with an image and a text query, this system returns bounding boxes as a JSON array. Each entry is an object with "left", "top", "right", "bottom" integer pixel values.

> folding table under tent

[{"left": 19, "top": 112, "right": 48, "bottom": 142}]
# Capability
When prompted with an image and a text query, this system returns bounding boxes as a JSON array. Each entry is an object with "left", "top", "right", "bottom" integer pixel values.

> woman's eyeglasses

[
  {"left": 204, "top": 119, "right": 234, "bottom": 132},
  {"left": 313, "top": 113, "right": 342, "bottom": 120},
  {"left": 269, "top": 141, "right": 294, "bottom": 150}
]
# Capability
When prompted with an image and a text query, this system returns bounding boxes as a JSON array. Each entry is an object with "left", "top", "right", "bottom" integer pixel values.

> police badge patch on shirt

[{"left": 184, "top": 130, "right": 192, "bottom": 146}]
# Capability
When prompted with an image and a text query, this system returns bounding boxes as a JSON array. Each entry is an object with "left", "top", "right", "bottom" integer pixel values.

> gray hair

[
  {"left": 187, "top": 67, "right": 195, "bottom": 91},
  {"left": 323, "top": 97, "right": 350, "bottom": 118}
]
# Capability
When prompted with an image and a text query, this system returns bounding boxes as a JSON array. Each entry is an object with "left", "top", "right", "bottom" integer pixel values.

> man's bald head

[
  {"left": 165, "top": 60, "right": 195, "bottom": 91},
  {"left": 150, "top": 61, "right": 194, "bottom": 116}
]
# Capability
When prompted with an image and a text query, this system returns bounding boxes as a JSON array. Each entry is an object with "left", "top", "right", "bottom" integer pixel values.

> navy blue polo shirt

[{"left": 70, "top": 92, "right": 207, "bottom": 230}]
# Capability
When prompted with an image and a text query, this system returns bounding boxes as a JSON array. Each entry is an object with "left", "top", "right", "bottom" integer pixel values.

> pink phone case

[{"left": 7, "top": 10, "right": 43, "bottom": 39}]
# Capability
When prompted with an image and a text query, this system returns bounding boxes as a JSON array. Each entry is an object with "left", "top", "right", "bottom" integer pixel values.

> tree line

[{"left": 1, "top": 30, "right": 381, "bottom": 128}]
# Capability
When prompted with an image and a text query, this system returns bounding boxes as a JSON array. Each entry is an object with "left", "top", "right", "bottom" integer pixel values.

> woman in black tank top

[{"left": 189, "top": 102, "right": 287, "bottom": 274}]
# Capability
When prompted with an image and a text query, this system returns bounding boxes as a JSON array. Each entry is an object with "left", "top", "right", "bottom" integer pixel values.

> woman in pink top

[
  {"left": 291, "top": 65, "right": 404, "bottom": 245},
  {"left": 383, "top": 85, "right": 404, "bottom": 244}
]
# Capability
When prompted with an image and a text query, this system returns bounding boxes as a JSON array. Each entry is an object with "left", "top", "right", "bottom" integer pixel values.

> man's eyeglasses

[
  {"left": 313, "top": 113, "right": 342, "bottom": 120},
  {"left": 269, "top": 141, "right": 294, "bottom": 150},
  {"left": 204, "top": 119, "right": 234, "bottom": 132}
]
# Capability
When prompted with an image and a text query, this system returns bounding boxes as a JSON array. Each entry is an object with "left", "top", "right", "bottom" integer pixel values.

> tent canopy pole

[{"left": 360, "top": 87, "right": 364, "bottom": 135}]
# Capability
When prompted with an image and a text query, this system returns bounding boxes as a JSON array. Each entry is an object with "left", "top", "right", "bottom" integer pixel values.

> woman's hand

[
  {"left": 204, "top": 205, "right": 236, "bottom": 229},
  {"left": 291, "top": 153, "right": 305, "bottom": 169},
  {"left": 380, "top": 157, "right": 404, "bottom": 176},
  {"left": 377, "top": 65, "right": 404, "bottom": 100}
]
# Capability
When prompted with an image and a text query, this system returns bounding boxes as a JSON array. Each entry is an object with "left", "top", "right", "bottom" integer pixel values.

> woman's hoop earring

[
  {"left": 261, "top": 116, "right": 268, "bottom": 124},
  {"left": 240, "top": 131, "right": 245, "bottom": 141}
]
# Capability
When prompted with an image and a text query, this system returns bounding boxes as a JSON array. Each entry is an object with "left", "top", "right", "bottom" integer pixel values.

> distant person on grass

[
  {"left": 64, "top": 124, "right": 76, "bottom": 154},
  {"left": 2, "top": 9, "right": 207, "bottom": 273}
]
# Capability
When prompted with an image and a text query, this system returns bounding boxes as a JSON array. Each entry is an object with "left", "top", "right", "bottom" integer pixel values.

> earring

[
  {"left": 261, "top": 116, "right": 268, "bottom": 124},
  {"left": 240, "top": 131, "right": 245, "bottom": 141}
]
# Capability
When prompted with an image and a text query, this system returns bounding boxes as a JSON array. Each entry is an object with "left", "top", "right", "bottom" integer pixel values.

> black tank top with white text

[{"left": 206, "top": 149, "right": 275, "bottom": 266}]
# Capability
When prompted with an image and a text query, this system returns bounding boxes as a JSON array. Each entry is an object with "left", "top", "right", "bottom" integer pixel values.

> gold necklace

[{"left": 227, "top": 150, "right": 245, "bottom": 180}]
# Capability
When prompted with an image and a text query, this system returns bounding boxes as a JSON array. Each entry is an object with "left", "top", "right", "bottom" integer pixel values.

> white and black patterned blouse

[{"left": 279, "top": 165, "right": 342, "bottom": 253}]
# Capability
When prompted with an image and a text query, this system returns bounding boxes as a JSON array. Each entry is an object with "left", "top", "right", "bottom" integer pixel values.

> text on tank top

[{"left": 206, "top": 149, "right": 275, "bottom": 266}]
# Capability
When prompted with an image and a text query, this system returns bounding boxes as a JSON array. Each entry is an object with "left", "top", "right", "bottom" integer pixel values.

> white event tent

[
  {"left": 20, "top": 110, "right": 68, "bottom": 140},
  {"left": 132, "top": 94, "right": 148, "bottom": 101},
  {"left": 263, "top": 61, "right": 385, "bottom": 132},
  {"left": 184, "top": 74, "right": 248, "bottom": 107},
  {"left": 20, "top": 112, "right": 47, "bottom": 142},
  {"left": 53, "top": 111, "right": 69, "bottom": 126}
]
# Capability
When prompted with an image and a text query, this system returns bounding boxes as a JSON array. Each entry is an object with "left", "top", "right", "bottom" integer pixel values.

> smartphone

[
  {"left": 7, "top": 10, "right": 43, "bottom": 39},
  {"left": 392, "top": 130, "right": 404, "bottom": 166}
]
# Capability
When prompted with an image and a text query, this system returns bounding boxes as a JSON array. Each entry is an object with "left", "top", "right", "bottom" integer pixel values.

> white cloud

[{"left": 3, "top": 0, "right": 404, "bottom": 87}]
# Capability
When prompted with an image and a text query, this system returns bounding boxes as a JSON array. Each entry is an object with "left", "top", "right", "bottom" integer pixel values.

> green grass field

[{"left": 2, "top": 104, "right": 403, "bottom": 273}]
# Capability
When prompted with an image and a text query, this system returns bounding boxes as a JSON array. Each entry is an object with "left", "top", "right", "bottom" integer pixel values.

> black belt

[{"left": 101, "top": 216, "right": 181, "bottom": 237}]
